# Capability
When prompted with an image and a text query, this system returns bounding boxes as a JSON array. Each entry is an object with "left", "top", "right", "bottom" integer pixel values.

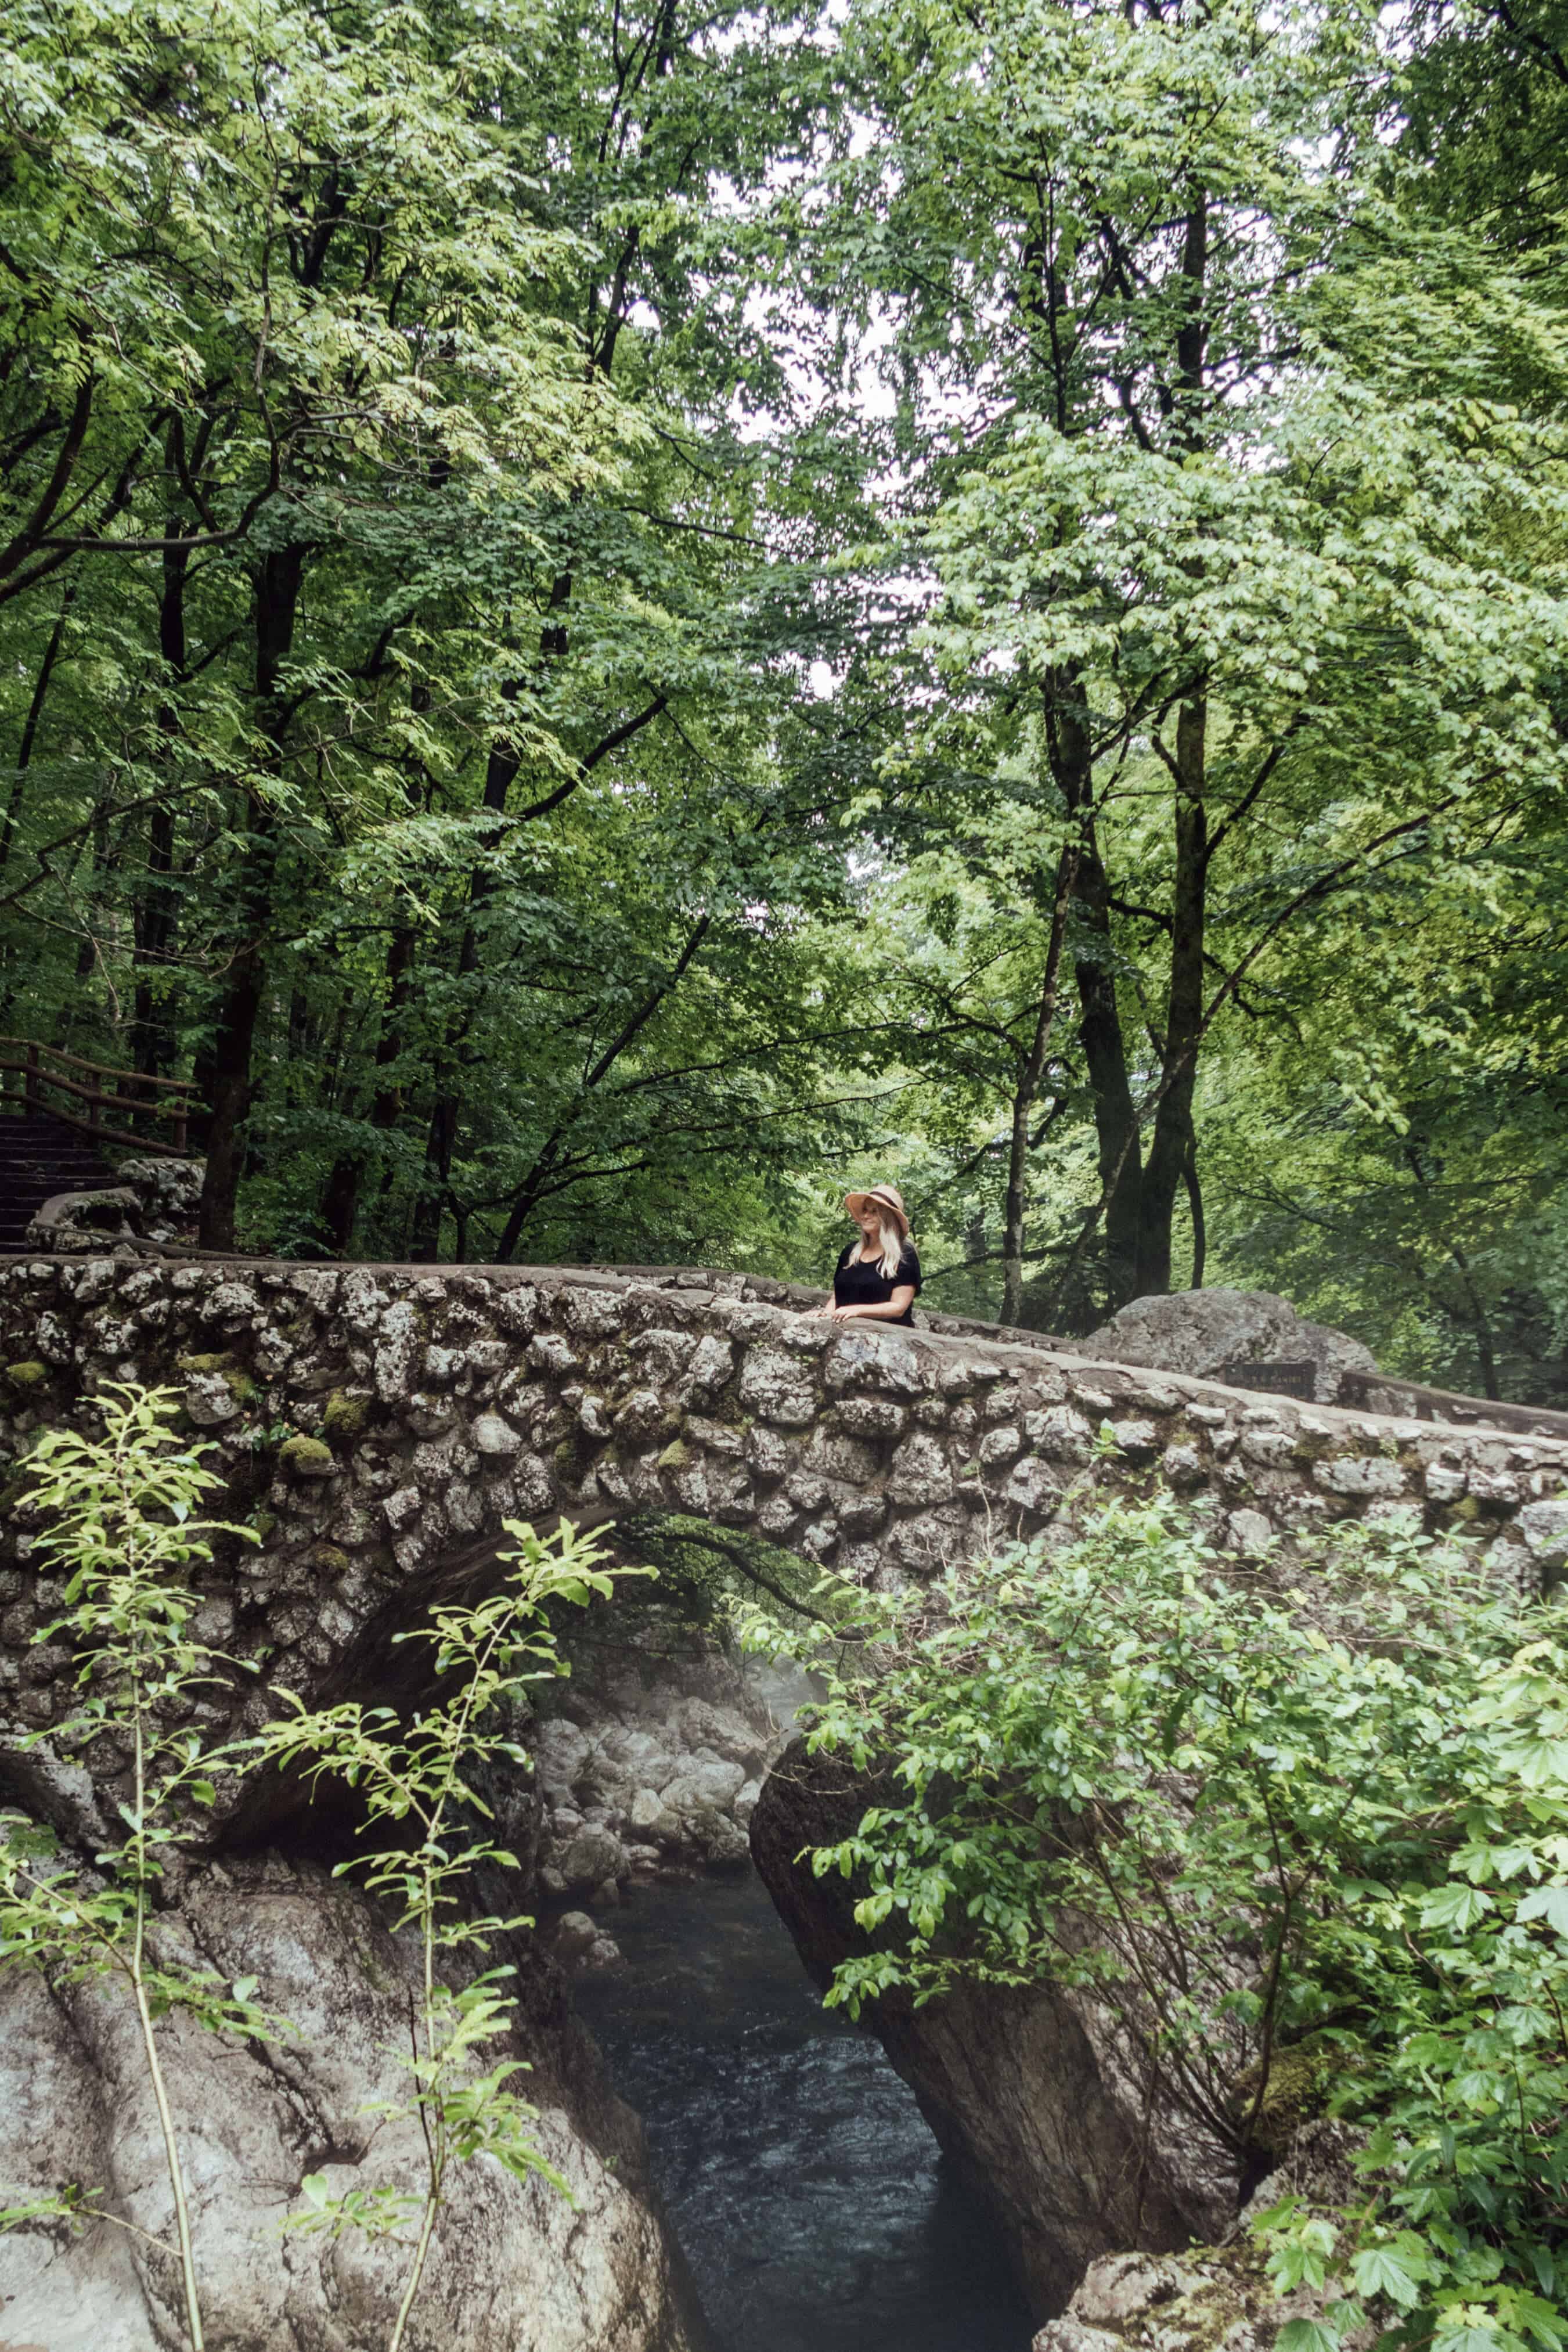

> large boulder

[
  {"left": 1079, "top": 1288, "right": 1377, "bottom": 1404},
  {"left": 0, "top": 1852, "right": 699, "bottom": 2352},
  {"left": 24, "top": 1157, "right": 204, "bottom": 1254},
  {"left": 1032, "top": 2123, "right": 1365, "bottom": 2352}
]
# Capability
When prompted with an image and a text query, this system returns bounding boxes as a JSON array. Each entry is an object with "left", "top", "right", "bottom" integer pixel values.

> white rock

[
  {"left": 472, "top": 1412, "right": 522, "bottom": 1457},
  {"left": 737, "top": 1346, "right": 816, "bottom": 1425},
  {"left": 822, "top": 1327, "right": 923, "bottom": 1397},
  {"left": 886, "top": 1431, "right": 954, "bottom": 1507},
  {"left": 1518, "top": 1499, "right": 1568, "bottom": 1571},
  {"left": 978, "top": 1424, "right": 1023, "bottom": 1467},
  {"left": 1313, "top": 1454, "right": 1406, "bottom": 1496},
  {"left": 1225, "top": 1508, "right": 1275, "bottom": 1556},
  {"left": 685, "top": 1333, "right": 736, "bottom": 1394},
  {"left": 1024, "top": 1404, "right": 1094, "bottom": 1463},
  {"left": 372, "top": 1299, "right": 421, "bottom": 1402},
  {"left": 0, "top": 1865, "right": 695, "bottom": 2352},
  {"left": 659, "top": 1750, "right": 747, "bottom": 1816},
  {"left": 183, "top": 1373, "right": 240, "bottom": 1428}
]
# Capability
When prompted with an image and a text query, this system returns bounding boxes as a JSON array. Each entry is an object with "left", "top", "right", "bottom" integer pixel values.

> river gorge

[{"left": 3, "top": 1252, "right": 1565, "bottom": 2350}]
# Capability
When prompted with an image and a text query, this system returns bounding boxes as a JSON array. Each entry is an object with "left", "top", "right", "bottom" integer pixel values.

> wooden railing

[{"left": 0, "top": 1038, "right": 203, "bottom": 1157}]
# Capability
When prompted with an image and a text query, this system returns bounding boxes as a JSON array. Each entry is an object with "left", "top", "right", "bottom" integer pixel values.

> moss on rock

[
  {"left": 322, "top": 1391, "right": 371, "bottom": 1438},
  {"left": 279, "top": 1435, "right": 336, "bottom": 1479},
  {"left": 1230, "top": 2034, "right": 1342, "bottom": 2157},
  {"left": 3, "top": 1362, "right": 49, "bottom": 1389},
  {"left": 177, "top": 1350, "right": 233, "bottom": 1375}
]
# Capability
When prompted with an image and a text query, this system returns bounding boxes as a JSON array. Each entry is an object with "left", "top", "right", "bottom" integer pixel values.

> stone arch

[{"left": 3, "top": 1253, "right": 1567, "bottom": 1760}]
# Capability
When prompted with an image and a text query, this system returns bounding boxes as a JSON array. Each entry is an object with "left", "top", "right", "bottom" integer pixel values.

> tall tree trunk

[
  {"left": 133, "top": 491, "right": 189, "bottom": 1081},
  {"left": 1134, "top": 185, "right": 1210, "bottom": 1299},
  {"left": 1184, "top": 1133, "right": 1206, "bottom": 1291},
  {"left": 1137, "top": 692, "right": 1208, "bottom": 1296},
  {"left": 320, "top": 921, "right": 416, "bottom": 1253},
  {"left": 322, "top": 673, "right": 432, "bottom": 1253},
  {"left": 1001, "top": 838, "right": 1079, "bottom": 1326},
  {"left": 0, "top": 586, "right": 73, "bottom": 877},
  {"left": 409, "top": 677, "right": 531, "bottom": 1260},
  {"left": 67, "top": 801, "right": 110, "bottom": 1002},
  {"left": 1047, "top": 670, "right": 1142, "bottom": 1312},
  {"left": 199, "top": 542, "right": 305, "bottom": 1249}
]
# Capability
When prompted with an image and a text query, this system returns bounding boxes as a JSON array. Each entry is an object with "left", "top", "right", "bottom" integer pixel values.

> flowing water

[{"left": 570, "top": 1867, "right": 1034, "bottom": 2352}]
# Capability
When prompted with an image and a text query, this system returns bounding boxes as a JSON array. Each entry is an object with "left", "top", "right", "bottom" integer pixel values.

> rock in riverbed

[{"left": 0, "top": 1850, "right": 697, "bottom": 2352}]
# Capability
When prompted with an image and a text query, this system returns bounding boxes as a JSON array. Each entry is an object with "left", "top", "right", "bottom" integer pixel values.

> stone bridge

[
  {"left": 3, "top": 1253, "right": 1568, "bottom": 1743},
  {"left": 7, "top": 1250, "right": 1567, "bottom": 2352}
]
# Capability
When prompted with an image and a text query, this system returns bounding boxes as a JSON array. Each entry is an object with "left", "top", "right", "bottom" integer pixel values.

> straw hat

[{"left": 844, "top": 1183, "right": 910, "bottom": 1237}]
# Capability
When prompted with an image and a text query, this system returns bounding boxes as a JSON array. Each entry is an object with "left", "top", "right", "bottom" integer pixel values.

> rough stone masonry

[{"left": 2, "top": 1253, "right": 1567, "bottom": 1760}]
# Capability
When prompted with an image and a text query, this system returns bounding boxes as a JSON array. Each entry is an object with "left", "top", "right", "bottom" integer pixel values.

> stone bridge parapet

[{"left": 2, "top": 1256, "right": 1567, "bottom": 1741}]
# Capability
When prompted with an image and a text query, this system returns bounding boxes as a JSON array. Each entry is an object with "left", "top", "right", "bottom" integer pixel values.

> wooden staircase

[
  {"left": 0, "top": 1114, "right": 120, "bottom": 1254},
  {"left": 0, "top": 1039, "right": 203, "bottom": 1255}
]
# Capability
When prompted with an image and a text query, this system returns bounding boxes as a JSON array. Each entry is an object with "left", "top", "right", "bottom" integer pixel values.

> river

[{"left": 569, "top": 1865, "right": 1034, "bottom": 2352}]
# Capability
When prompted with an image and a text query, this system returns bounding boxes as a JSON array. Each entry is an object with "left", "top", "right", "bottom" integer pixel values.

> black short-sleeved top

[{"left": 832, "top": 1240, "right": 922, "bottom": 1325}]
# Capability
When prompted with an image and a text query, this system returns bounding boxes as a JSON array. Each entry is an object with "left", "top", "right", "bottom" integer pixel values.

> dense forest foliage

[{"left": 3, "top": 0, "right": 1567, "bottom": 1400}]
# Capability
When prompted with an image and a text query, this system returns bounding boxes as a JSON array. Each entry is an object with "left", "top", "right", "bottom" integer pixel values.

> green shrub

[{"left": 742, "top": 1503, "right": 1568, "bottom": 2352}]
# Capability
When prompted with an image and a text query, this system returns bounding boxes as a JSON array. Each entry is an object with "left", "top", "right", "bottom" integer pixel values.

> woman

[{"left": 812, "top": 1183, "right": 922, "bottom": 1325}]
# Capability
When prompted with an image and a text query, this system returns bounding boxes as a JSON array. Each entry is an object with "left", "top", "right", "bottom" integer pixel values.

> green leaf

[
  {"left": 1277, "top": 2322, "right": 1342, "bottom": 2352},
  {"left": 1351, "top": 2245, "right": 1426, "bottom": 2309},
  {"left": 1420, "top": 1883, "right": 1493, "bottom": 1932},
  {"left": 1515, "top": 1887, "right": 1568, "bottom": 1937}
]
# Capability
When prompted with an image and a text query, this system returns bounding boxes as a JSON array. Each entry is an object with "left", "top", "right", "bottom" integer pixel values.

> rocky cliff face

[
  {"left": 532, "top": 1598, "right": 806, "bottom": 1897},
  {"left": 0, "top": 1833, "right": 705, "bottom": 2352},
  {"left": 749, "top": 1744, "right": 1239, "bottom": 2319}
]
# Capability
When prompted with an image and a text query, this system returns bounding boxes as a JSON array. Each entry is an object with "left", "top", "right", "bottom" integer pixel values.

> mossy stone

[
  {"left": 224, "top": 1370, "right": 261, "bottom": 1406},
  {"left": 3, "top": 1362, "right": 48, "bottom": 1389},
  {"left": 253, "top": 1510, "right": 277, "bottom": 1543},
  {"left": 1230, "top": 2034, "right": 1343, "bottom": 2157},
  {"left": 279, "top": 1434, "right": 336, "bottom": 1478},
  {"left": 322, "top": 1390, "right": 370, "bottom": 1438},
  {"left": 658, "top": 1438, "right": 693, "bottom": 1469},
  {"left": 311, "top": 1545, "right": 352, "bottom": 1578}
]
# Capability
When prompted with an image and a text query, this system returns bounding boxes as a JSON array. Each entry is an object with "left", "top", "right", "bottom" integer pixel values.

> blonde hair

[{"left": 853, "top": 1215, "right": 907, "bottom": 1282}]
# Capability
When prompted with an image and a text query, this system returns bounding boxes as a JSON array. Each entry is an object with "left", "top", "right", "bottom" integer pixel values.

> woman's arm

[{"left": 831, "top": 1285, "right": 915, "bottom": 1323}]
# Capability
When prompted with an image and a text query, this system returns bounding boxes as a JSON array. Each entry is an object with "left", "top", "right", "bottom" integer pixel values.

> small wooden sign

[{"left": 1221, "top": 1358, "right": 1318, "bottom": 1401}]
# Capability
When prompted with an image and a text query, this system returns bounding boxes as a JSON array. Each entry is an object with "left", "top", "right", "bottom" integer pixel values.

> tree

[{"left": 773, "top": 0, "right": 1568, "bottom": 1322}]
